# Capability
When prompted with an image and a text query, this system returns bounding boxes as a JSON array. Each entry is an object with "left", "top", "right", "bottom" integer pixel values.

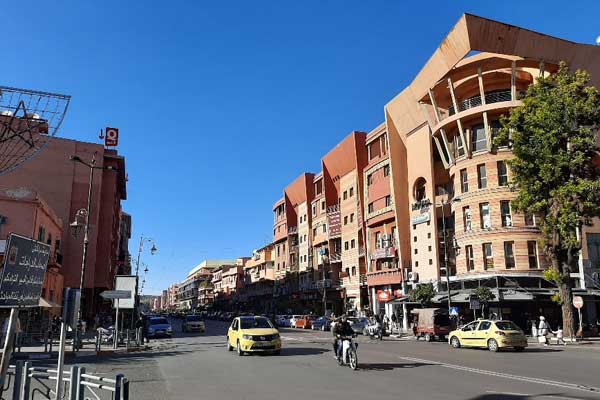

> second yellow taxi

[{"left": 448, "top": 319, "right": 527, "bottom": 352}]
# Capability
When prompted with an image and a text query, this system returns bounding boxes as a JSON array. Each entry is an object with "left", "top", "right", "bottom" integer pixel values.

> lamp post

[
  {"left": 69, "top": 152, "right": 117, "bottom": 349},
  {"left": 132, "top": 237, "right": 157, "bottom": 324}
]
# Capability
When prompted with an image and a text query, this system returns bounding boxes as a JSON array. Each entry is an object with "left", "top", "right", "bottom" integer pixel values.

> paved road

[{"left": 78, "top": 320, "right": 600, "bottom": 400}]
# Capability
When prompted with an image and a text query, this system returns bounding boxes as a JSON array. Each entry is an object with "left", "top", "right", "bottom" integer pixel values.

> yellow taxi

[
  {"left": 227, "top": 316, "right": 282, "bottom": 356},
  {"left": 448, "top": 319, "right": 527, "bottom": 352}
]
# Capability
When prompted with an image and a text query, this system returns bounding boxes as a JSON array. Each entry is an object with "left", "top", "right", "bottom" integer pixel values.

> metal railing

[
  {"left": 1, "top": 361, "right": 129, "bottom": 400},
  {"left": 448, "top": 90, "right": 513, "bottom": 116}
]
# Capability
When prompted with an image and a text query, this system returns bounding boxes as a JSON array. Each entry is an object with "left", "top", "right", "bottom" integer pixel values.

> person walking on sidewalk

[{"left": 538, "top": 316, "right": 551, "bottom": 345}]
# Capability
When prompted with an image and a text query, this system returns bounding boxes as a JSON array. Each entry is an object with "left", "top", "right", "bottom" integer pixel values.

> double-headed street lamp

[{"left": 69, "top": 152, "right": 117, "bottom": 348}]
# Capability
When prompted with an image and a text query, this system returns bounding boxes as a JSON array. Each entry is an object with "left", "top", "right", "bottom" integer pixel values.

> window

[
  {"left": 525, "top": 213, "right": 536, "bottom": 227},
  {"left": 497, "top": 161, "right": 508, "bottom": 186},
  {"left": 385, "top": 195, "right": 391, "bottom": 207},
  {"left": 392, "top": 227, "right": 397, "bottom": 244},
  {"left": 312, "top": 204, "right": 317, "bottom": 216},
  {"left": 463, "top": 206, "right": 472, "bottom": 232},
  {"left": 480, "top": 203, "right": 491, "bottom": 229},
  {"left": 428, "top": 245, "right": 432, "bottom": 252},
  {"left": 381, "top": 133, "right": 388, "bottom": 151},
  {"left": 313, "top": 228, "right": 317, "bottom": 237},
  {"left": 413, "top": 236, "right": 417, "bottom": 243},
  {"left": 455, "top": 133, "right": 466, "bottom": 158},
  {"left": 478, "top": 321, "right": 492, "bottom": 331},
  {"left": 368, "top": 203, "right": 374, "bottom": 213},
  {"left": 345, "top": 242, "right": 349, "bottom": 250},
  {"left": 322, "top": 225, "right": 326, "bottom": 233},
  {"left": 282, "top": 243, "right": 285, "bottom": 251},
  {"left": 427, "top": 232, "right": 431, "bottom": 239},
  {"left": 351, "top": 239, "right": 356, "bottom": 249},
  {"left": 304, "top": 234, "right": 307, "bottom": 242},
  {"left": 349, "top": 187, "right": 354, "bottom": 197},
  {"left": 344, "top": 216, "right": 348, "bottom": 225},
  {"left": 414, "top": 178, "right": 427, "bottom": 201},
  {"left": 429, "top": 259, "right": 433, "bottom": 265},
  {"left": 460, "top": 169, "right": 468, "bottom": 193},
  {"left": 504, "top": 241, "right": 515, "bottom": 269},
  {"left": 471, "top": 124, "right": 487, "bottom": 152},
  {"left": 375, "top": 232, "right": 382, "bottom": 249},
  {"left": 477, "top": 164, "right": 487, "bottom": 189},
  {"left": 482, "top": 243, "right": 493, "bottom": 269},
  {"left": 414, "top": 248, "right": 418, "bottom": 255},
  {"left": 37, "top": 226, "right": 46, "bottom": 242},
  {"left": 351, "top": 266, "right": 356, "bottom": 276},
  {"left": 415, "top": 261, "right": 419, "bottom": 267},
  {"left": 350, "top": 213, "right": 354, "bottom": 223},
  {"left": 367, "top": 174, "right": 373, "bottom": 186},
  {"left": 383, "top": 165, "right": 390, "bottom": 177},
  {"left": 465, "top": 245, "right": 474, "bottom": 271},
  {"left": 343, "top": 191, "right": 347, "bottom": 200},
  {"left": 500, "top": 201, "right": 512, "bottom": 227},
  {"left": 528, "top": 241, "right": 538, "bottom": 269},
  {"left": 277, "top": 246, "right": 280, "bottom": 257}
]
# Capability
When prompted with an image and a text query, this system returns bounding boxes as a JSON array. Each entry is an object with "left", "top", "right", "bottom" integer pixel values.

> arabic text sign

[{"left": 0, "top": 234, "right": 50, "bottom": 307}]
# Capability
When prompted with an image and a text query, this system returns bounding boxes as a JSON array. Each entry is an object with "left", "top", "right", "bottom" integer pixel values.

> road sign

[
  {"left": 0, "top": 233, "right": 50, "bottom": 307},
  {"left": 105, "top": 127, "right": 119, "bottom": 147},
  {"left": 449, "top": 307, "right": 459, "bottom": 316},
  {"left": 573, "top": 296, "right": 584, "bottom": 309},
  {"left": 100, "top": 290, "right": 131, "bottom": 300},
  {"left": 114, "top": 275, "right": 136, "bottom": 309}
]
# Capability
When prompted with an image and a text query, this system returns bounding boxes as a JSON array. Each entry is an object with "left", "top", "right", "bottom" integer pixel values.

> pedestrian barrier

[{"left": 0, "top": 361, "right": 129, "bottom": 400}]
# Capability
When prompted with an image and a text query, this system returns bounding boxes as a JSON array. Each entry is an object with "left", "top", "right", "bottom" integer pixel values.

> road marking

[{"left": 399, "top": 356, "right": 600, "bottom": 394}]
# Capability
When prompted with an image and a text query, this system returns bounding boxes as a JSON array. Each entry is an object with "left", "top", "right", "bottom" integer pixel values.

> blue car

[{"left": 311, "top": 316, "right": 332, "bottom": 331}]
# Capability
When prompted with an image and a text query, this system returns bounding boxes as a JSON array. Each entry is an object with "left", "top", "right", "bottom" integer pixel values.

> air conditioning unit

[{"left": 408, "top": 271, "right": 419, "bottom": 282}]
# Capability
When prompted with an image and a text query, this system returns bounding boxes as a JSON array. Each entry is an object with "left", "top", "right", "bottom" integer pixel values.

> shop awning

[{"left": 38, "top": 297, "right": 61, "bottom": 308}]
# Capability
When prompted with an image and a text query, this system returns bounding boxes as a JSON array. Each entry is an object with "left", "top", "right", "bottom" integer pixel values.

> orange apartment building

[
  {"left": 240, "top": 245, "right": 275, "bottom": 312},
  {"left": 263, "top": 14, "right": 600, "bottom": 328},
  {"left": 379, "top": 14, "right": 600, "bottom": 329}
]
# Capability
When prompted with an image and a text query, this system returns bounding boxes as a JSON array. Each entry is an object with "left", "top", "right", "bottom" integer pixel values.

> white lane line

[{"left": 399, "top": 356, "right": 600, "bottom": 394}]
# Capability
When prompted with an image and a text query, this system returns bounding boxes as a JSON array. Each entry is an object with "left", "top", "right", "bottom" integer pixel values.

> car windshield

[
  {"left": 186, "top": 316, "right": 201, "bottom": 322},
  {"left": 240, "top": 317, "right": 273, "bottom": 329},
  {"left": 150, "top": 318, "right": 168, "bottom": 325},
  {"left": 495, "top": 321, "right": 521, "bottom": 331}
]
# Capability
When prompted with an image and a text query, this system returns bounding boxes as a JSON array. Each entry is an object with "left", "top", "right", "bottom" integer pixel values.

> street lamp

[
  {"left": 69, "top": 152, "right": 117, "bottom": 349},
  {"left": 133, "top": 237, "right": 157, "bottom": 322}
]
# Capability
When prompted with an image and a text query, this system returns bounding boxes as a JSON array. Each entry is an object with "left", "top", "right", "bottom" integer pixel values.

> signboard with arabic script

[{"left": 0, "top": 233, "right": 50, "bottom": 307}]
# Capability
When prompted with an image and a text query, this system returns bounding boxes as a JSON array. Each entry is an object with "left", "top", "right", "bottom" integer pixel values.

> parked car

[
  {"left": 182, "top": 315, "right": 206, "bottom": 333},
  {"left": 448, "top": 319, "right": 527, "bottom": 352},
  {"left": 412, "top": 308, "right": 452, "bottom": 342},
  {"left": 227, "top": 316, "right": 281, "bottom": 356},
  {"left": 276, "top": 315, "right": 291, "bottom": 327},
  {"left": 311, "top": 316, "right": 331, "bottom": 331},
  {"left": 147, "top": 317, "right": 173, "bottom": 338},
  {"left": 290, "top": 315, "right": 303, "bottom": 328},
  {"left": 349, "top": 317, "right": 370, "bottom": 334},
  {"left": 295, "top": 316, "right": 314, "bottom": 329}
]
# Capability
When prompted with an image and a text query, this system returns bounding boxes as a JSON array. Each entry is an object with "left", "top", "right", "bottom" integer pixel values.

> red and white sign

[
  {"left": 105, "top": 127, "right": 119, "bottom": 147},
  {"left": 573, "top": 296, "right": 584, "bottom": 309},
  {"left": 376, "top": 290, "right": 392, "bottom": 302}
]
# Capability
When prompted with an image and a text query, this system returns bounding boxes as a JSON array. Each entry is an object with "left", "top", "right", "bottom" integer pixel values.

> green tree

[
  {"left": 472, "top": 286, "right": 495, "bottom": 318},
  {"left": 409, "top": 283, "right": 436, "bottom": 307},
  {"left": 496, "top": 62, "right": 600, "bottom": 338}
]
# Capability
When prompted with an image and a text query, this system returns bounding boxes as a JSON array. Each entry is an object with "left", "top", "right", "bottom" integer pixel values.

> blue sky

[{"left": 2, "top": 1, "right": 599, "bottom": 294}]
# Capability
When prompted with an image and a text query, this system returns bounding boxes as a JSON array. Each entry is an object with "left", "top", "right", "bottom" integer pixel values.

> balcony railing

[
  {"left": 288, "top": 226, "right": 298, "bottom": 235},
  {"left": 448, "top": 90, "right": 515, "bottom": 116}
]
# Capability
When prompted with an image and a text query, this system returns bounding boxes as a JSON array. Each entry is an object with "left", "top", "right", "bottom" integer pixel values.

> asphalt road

[{"left": 77, "top": 319, "right": 600, "bottom": 400}]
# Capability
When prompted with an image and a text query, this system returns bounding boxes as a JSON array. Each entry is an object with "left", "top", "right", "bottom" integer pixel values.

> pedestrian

[
  {"left": 538, "top": 316, "right": 550, "bottom": 345},
  {"left": 391, "top": 313, "right": 398, "bottom": 334}
]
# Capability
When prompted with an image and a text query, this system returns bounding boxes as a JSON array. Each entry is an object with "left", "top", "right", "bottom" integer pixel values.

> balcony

[
  {"left": 370, "top": 246, "right": 397, "bottom": 260},
  {"left": 448, "top": 90, "right": 522, "bottom": 116},
  {"left": 288, "top": 226, "right": 298, "bottom": 235},
  {"left": 366, "top": 268, "right": 403, "bottom": 286}
]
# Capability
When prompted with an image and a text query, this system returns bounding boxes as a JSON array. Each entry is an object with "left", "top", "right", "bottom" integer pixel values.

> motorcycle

[
  {"left": 364, "top": 323, "right": 383, "bottom": 340},
  {"left": 336, "top": 334, "right": 359, "bottom": 370}
]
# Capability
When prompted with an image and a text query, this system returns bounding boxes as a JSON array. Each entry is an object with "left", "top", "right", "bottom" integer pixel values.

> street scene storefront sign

[
  {"left": 411, "top": 212, "right": 430, "bottom": 225},
  {"left": 0, "top": 233, "right": 50, "bottom": 307},
  {"left": 376, "top": 290, "right": 392, "bottom": 302}
]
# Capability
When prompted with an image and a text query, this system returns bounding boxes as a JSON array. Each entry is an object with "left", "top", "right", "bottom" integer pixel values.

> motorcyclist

[
  {"left": 366, "top": 316, "right": 381, "bottom": 337},
  {"left": 333, "top": 315, "right": 354, "bottom": 359}
]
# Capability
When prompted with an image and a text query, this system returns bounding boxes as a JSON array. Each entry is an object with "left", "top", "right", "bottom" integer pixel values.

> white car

[{"left": 290, "top": 315, "right": 302, "bottom": 328}]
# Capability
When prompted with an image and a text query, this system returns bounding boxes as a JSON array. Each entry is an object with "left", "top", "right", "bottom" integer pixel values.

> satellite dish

[{"left": 0, "top": 86, "right": 70, "bottom": 176}]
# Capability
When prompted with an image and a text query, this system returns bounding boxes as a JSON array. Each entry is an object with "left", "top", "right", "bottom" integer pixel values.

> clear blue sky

[{"left": 2, "top": 1, "right": 599, "bottom": 294}]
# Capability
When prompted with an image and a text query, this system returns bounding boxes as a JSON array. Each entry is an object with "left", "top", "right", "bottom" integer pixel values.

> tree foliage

[
  {"left": 409, "top": 283, "right": 435, "bottom": 307},
  {"left": 472, "top": 287, "right": 495, "bottom": 318},
  {"left": 496, "top": 62, "right": 600, "bottom": 337}
]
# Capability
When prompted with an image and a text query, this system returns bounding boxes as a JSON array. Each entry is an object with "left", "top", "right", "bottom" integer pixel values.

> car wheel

[
  {"left": 514, "top": 346, "right": 525, "bottom": 352},
  {"left": 424, "top": 333, "right": 432, "bottom": 342},
  {"left": 227, "top": 338, "right": 233, "bottom": 351},
  {"left": 237, "top": 341, "right": 244, "bottom": 356},
  {"left": 450, "top": 336, "right": 461, "bottom": 348},
  {"left": 488, "top": 339, "right": 499, "bottom": 352}
]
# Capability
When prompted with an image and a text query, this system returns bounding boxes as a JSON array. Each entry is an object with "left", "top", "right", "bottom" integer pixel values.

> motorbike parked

[{"left": 336, "top": 334, "right": 359, "bottom": 370}]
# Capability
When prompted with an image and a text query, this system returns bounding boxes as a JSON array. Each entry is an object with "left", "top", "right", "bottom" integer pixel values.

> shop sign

[
  {"left": 371, "top": 247, "right": 397, "bottom": 260},
  {"left": 411, "top": 212, "right": 430, "bottom": 225},
  {"left": 376, "top": 290, "right": 392, "bottom": 302}
]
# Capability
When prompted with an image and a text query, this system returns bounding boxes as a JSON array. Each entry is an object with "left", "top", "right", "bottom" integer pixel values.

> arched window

[{"left": 413, "top": 178, "right": 427, "bottom": 201}]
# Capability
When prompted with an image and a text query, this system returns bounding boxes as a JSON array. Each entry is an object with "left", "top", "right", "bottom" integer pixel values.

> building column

[
  {"left": 371, "top": 286, "right": 378, "bottom": 315},
  {"left": 402, "top": 302, "right": 408, "bottom": 333}
]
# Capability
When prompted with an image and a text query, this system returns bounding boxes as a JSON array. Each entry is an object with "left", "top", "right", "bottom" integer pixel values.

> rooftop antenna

[{"left": 0, "top": 86, "right": 70, "bottom": 176}]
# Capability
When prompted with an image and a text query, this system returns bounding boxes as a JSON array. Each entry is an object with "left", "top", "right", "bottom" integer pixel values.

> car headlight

[{"left": 243, "top": 335, "right": 252, "bottom": 340}]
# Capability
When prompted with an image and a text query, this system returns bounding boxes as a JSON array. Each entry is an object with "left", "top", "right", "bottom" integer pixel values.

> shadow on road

[
  {"left": 519, "top": 347, "right": 563, "bottom": 353},
  {"left": 466, "top": 393, "right": 597, "bottom": 400},
  {"left": 359, "top": 362, "right": 433, "bottom": 371},
  {"left": 278, "top": 347, "right": 329, "bottom": 356}
]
